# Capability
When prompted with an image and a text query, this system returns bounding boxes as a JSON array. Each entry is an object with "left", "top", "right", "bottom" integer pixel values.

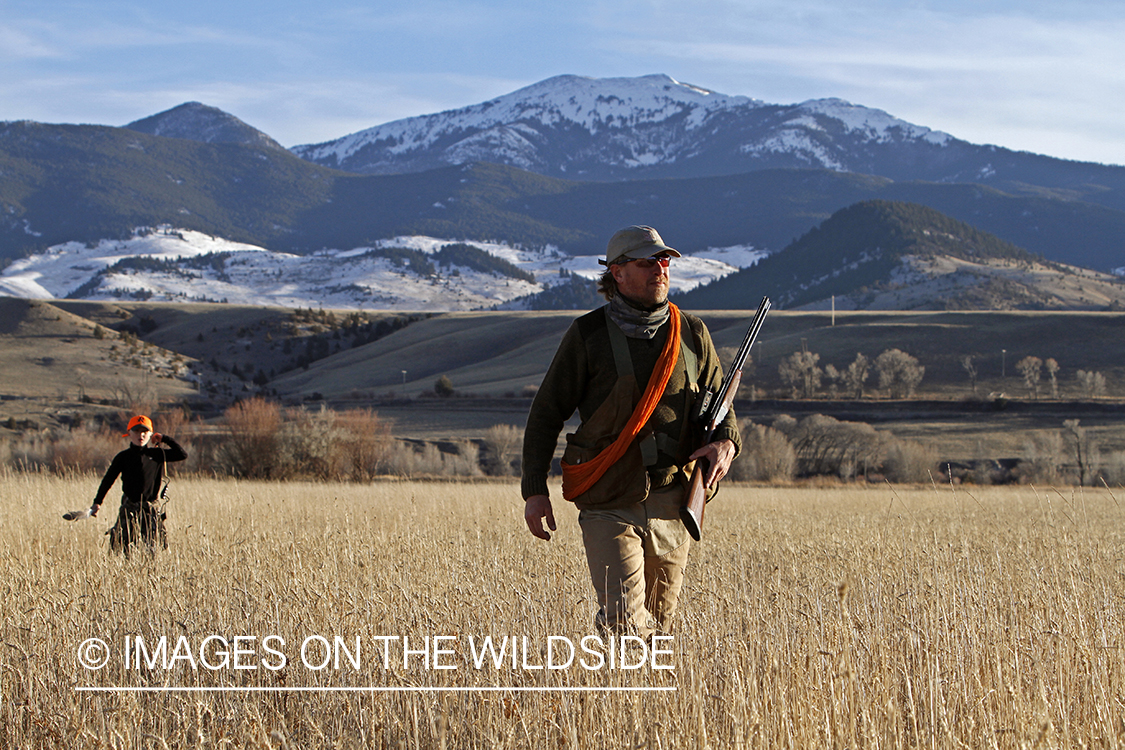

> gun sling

[{"left": 561, "top": 302, "right": 694, "bottom": 500}]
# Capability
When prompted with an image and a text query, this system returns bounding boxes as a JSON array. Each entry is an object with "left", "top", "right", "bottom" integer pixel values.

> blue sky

[{"left": 2, "top": 0, "right": 1123, "bottom": 165}]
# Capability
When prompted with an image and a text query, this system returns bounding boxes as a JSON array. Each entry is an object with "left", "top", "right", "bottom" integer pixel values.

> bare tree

[
  {"left": 730, "top": 420, "right": 796, "bottom": 482},
  {"left": 1062, "top": 419, "right": 1100, "bottom": 486},
  {"left": 1077, "top": 370, "right": 1107, "bottom": 399},
  {"left": 1045, "top": 358, "right": 1059, "bottom": 399},
  {"left": 789, "top": 414, "right": 884, "bottom": 478},
  {"left": 771, "top": 414, "right": 799, "bottom": 438},
  {"left": 1018, "top": 432, "right": 1064, "bottom": 484},
  {"left": 337, "top": 408, "right": 394, "bottom": 481},
  {"left": 482, "top": 424, "right": 522, "bottom": 476},
  {"left": 73, "top": 368, "right": 91, "bottom": 403},
  {"left": 778, "top": 350, "right": 822, "bottom": 399},
  {"left": 961, "top": 355, "right": 978, "bottom": 396},
  {"left": 841, "top": 353, "right": 869, "bottom": 399},
  {"left": 112, "top": 372, "right": 158, "bottom": 418},
  {"left": 823, "top": 364, "right": 840, "bottom": 398},
  {"left": 883, "top": 438, "right": 937, "bottom": 483},
  {"left": 874, "top": 349, "right": 925, "bottom": 399},
  {"left": 279, "top": 406, "right": 347, "bottom": 481},
  {"left": 1016, "top": 356, "right": 1043, "bottom": 399},
  {"left": 220, "top": 397, "right": 282, "bottom": 479}
]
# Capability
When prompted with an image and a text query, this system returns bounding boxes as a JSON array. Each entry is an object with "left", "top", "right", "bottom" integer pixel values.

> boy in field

[{"left": 90, "top": 415, "right": 187, "bottom": 555}]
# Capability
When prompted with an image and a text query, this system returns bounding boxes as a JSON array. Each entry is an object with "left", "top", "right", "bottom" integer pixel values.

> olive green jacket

[{"left": 521, "top": 305, "right": 741, "bottom": 509}]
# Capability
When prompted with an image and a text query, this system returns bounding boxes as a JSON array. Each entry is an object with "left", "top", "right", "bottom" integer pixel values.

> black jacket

[{"left": 93, "top": 436, "right": 187, "bottom": 509}]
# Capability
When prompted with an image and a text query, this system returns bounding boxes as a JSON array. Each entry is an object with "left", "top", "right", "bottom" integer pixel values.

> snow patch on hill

[
  {"left": 291, "top": 74, "right": 956, "bottom": 178},
  {"left": 0, "top": 228, "right": 760, "bottom": 310},
  {"left": 795, "top": 254, "right": 1125, "bottom": 311},
  {"left": 0, "top": 230, "right": 264, "bottom": 299},
  {"left": 297, "top": 74, "right": 758, "bottom": 166},
  {"left": 797, "top": 99, "right": 951, "bottom": 146}
]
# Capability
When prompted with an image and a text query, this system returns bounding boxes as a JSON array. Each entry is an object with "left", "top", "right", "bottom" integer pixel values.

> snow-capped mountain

[
  {"left": 126, "top": 102, "right": 286, "bottom": 151},
  {"left": 292, "top": 74, "right": 955, "bottom": 180},
  {"left": 0, "top": 228, "right": 762, "bottom": 311},
  {"left": 3, "top": 72, "right": 1125, "bottom": 305}
]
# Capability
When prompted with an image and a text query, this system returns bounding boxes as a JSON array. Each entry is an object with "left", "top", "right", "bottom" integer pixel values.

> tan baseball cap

[{"left": 602, "top": 225, "right": 681, "bottom": 266}]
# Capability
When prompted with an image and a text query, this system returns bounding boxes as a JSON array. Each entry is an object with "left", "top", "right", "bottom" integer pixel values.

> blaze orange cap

[{"left": 124, "top": 415, "right": 153, "bottom": 436}]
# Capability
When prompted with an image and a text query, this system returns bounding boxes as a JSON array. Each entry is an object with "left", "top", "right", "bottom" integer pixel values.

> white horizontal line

[{"left": 76, "top": 686, "right": 676, "bottom": 693}]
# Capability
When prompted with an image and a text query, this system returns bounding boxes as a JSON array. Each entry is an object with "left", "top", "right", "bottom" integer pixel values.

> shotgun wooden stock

[
  {"left": 681, "top": 370, "right": 742, "bottom": 541},
  {"left": 680, "top": 296, "right": 770, "bottom": 541}
]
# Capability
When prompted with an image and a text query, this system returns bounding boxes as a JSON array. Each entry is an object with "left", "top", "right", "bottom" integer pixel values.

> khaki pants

[{"left": 578, "top": 484, "right": 691, "bottom": 639}]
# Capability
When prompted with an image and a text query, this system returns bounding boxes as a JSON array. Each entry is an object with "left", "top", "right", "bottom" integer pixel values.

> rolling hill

[
  {"left": 3, "top": 297, "right": 1123, "bottom": 459},
  {"left": 10, "top": 298, "right": 1122, "bottom": 407},
  {"left": 125, "top": 102, "right": 287, "bottom": 152},
  {"left": 678, "top": 201, "right": 1125, "bottom": 310}
]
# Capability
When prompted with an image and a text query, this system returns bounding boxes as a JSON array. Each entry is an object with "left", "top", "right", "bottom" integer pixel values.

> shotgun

[{"left": 681, "top": 296, "right": 771, "bottom": 541}]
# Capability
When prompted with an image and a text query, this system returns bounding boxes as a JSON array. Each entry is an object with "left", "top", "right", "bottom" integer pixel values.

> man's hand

[
  {"left": 688, "top": 438, "right": 737, "bottom": 488},
  {"left": 524, "top": 495, "right": 556, "bottom": 541},
  {"left": 151, "top": 432, "right": 163, "bottom": 446}
]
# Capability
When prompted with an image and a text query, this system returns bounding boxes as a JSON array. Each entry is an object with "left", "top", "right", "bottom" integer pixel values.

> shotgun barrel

[{"left": 681, "top": 296, "right": 771, "bottom": 541}]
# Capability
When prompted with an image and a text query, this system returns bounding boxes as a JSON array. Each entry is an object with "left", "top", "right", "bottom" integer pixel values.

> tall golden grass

[{"left": 2, "top": 472, "right": 1123, "bottom": 748}]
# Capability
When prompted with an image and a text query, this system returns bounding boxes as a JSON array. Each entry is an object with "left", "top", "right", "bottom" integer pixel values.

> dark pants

[{"left": 109, "top": 502, "right": 167, "bottom": 556}]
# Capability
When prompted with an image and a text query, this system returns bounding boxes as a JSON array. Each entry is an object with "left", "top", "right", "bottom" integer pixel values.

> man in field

[
  {"left": 90, "top": 414, "right": 188, "bottom": 556},
  {"left": 522, "top": 225, "right": 740, "bottom": 639}
]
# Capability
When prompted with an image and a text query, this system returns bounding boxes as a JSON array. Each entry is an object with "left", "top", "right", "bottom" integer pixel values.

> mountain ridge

[
  {"left": 289, "top": 73, "right": 956, "bottom": 179},
  {"left": 3, "top": 73, "right": 1125, "bottom": 305},
  {"left": 288, "top": 74, "right": 1125, "bottom": 212},
  {"left": 678, "top": 200, "right": 1125, "bottom": 311},
  {"left": 126, "top": 102, "right": 286, "bottom": 151},
  {"left": 2, "top": 120, "right": 1123, "bottom": 275}
]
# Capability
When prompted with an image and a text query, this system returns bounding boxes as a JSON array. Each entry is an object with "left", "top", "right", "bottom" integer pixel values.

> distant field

[
  {"left": 3, "top": 298, "right": 1123, "bottom": 467},
  {"left": 3, "top": 474, "right": 1122, "bottom": 747},
  {"left": 270, "top": 308, "right": 1125, "bottom": 403},
  {"left": 35, "top": 300, "right": 1125, "bottom": 402}
]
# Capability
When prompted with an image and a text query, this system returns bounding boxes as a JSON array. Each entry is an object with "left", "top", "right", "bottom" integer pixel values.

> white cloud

[
  {"left": 595, "top": 5, "right": 1125, "bottom": 164},
  {"left": 0, "top": 22, "right": 62, "bottom": 60}
]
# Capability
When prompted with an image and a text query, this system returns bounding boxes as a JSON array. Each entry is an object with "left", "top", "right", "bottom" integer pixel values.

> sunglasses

[{"left": 616, "top": 254, "right": 671, "bottom": 269}]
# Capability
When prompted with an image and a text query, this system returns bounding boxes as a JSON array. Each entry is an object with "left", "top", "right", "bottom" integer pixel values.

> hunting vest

[{"left": 560, "top": 305, "right": 706, "bottom": 508}]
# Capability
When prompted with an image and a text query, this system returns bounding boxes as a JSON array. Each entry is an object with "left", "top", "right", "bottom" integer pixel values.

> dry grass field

[{"left": 2, "top": 473, "right": 1124, "bottom": 748}]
